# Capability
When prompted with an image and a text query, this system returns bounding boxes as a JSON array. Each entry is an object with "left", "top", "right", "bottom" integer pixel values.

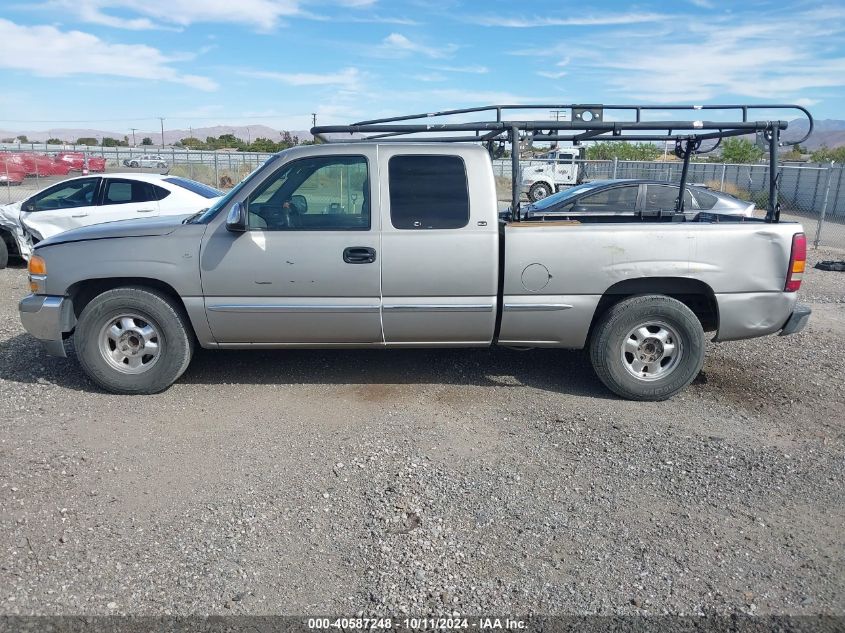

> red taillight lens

[{"left": 785, "top": 232, "right": 806, "bottom": 292}]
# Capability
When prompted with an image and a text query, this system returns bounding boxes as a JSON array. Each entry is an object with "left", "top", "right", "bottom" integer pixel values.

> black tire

[
  {"left": 74, "top": 287, "right": 194, "bottom": 394},
  {"left": 129, "top": 161, "right": 139, "bottom": 168},
  {"left": 589, "top": 294, "right": 705, "bottom": 401},
  {"left": 528, "top": 181, "right": 552, "bottom": 202},
  {"left": 0, "top": 237, "right": 8, "bottom": 269},
  {"left": 157, "top": 162, "right": 167, "bottom": 168}
]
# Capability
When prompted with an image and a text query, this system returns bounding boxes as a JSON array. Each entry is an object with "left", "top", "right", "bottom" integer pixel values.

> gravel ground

[{"left": 0, "top": 248, "right": 843, "bottom": 618}]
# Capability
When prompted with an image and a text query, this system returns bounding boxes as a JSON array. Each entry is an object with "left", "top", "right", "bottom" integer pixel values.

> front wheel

[
  {"left": 74, "top": 287, "right": 194, "bottom": 394},
  {"left": 129, "top": 161, "right": 139, "bottom": 168},
  {"left": 0, "top": 238, "right": 8, "bottom": 269},
  {"left": 528, "top": 182, "right": 552, "bottom": 202},
  {"left": 589, "top": 295, "right": 705, "bottom": 401}
]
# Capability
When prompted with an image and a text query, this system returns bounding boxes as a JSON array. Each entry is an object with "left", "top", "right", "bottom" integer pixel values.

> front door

[
  {"left": 199, "top": 151, "right": 382, "bottom": 344},
  {"left": 21, "top": 177, "right": 101, "bottom": 239},
  {"left": 97, "top": 177, "right": 162, "bottom": 222}
]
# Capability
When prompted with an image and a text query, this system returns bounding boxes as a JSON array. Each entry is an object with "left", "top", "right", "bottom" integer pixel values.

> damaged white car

[{"left": 0, "top": 173, "right": 221, "bottom": 268}]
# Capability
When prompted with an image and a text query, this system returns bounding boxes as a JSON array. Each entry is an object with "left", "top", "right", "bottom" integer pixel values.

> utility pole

[
  {"left": 130, "top": 128, "right": 137, "bottom": 146},
  {"left": 159, "top": 117, "right": 165, "bottom": 148},
  {"left": 312, "top": 113, "right": 317, "bottom": 127},
  {"left": 549, "top": 110, "right": 567, "bottom": 150}
]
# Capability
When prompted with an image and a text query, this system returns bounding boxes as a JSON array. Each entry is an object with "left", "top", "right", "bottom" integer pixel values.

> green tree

[
  {"left": 46, "top": 138, "right": 65, "bottom": 145},
  {"left": 810, "top": 145, "right": 845, "bottom": 163},
  {"left": 586, "top": 141, "right": 661, "bottom": 161},
  {"left": 719, "top": 138, "right": 763, "bottom": 164},
  {"left": 101, "top": 137, "right": 126, "bottom": 147},
  {"left": 180, "top": 136, "right": 204, "bottom": 148},
  {"left": 76, "top": 137, "right": 97, "bottom": 146},
  {"left": 16, "top": 135, "right": 28, "bottom": 143},
  {"left": 141, "top": 137, "right": 153, "bottom": 146}
]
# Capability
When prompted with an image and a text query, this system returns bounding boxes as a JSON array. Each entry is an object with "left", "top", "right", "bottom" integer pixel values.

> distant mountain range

[
  {"left": 0, "top": 124, "right": 312, "bottom": 145},
  {"left": 2, "top": 119, "right": 843, "bottom": 149}
]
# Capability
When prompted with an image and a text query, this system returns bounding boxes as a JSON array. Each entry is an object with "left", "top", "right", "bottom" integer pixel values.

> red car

[
  {"left": 55, "top": 152, "right": 106, "bottom": 172},
  {"left": 0, "top": 154, "right": 27, "bottom": 185},
  {"left": 18, "top": 152, "right": 72, "bottom": 176}
]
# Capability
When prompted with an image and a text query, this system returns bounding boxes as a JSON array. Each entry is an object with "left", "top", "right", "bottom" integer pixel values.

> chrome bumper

[
  {"left": 18, "top": 295, "right": 76, "bottom": 357},
  {"left": 779, "top": 304, "right": 812, "bottom": 336}
]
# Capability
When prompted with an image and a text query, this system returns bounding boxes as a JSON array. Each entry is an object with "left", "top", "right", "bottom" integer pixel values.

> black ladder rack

[{"left": 311, "top": 103, "right": 814, "bottom": 223}]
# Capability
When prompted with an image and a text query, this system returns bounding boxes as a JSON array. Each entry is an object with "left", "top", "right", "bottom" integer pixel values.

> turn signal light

[
  {"left": 785, "top": 233, "right": 806, "bottom": 292},
  {"left": 28, "top": 255, "right": 47, "bottom": 276}
]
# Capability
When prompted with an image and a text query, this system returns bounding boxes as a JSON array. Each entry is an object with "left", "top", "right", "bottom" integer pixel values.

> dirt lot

[{"left": 0, "top": 249, "right": 843, "bottom": 618}]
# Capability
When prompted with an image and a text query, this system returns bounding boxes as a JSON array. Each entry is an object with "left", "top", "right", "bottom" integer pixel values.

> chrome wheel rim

[
  {"left": 621, "top": 321, "right": 683, "bottom": 382},
  {"left": 534, "top": 185, "right": 549, "bottom": 199},
  {"left": 98, "top": 313, "right": 162, "bottom": 374}
]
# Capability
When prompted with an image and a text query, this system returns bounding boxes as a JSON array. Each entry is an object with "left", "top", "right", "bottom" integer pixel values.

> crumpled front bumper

[{"left": 18, "top": 295, "right": 76, "bottom": 357}]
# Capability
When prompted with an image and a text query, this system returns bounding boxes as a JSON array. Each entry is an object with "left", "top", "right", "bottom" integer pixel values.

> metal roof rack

[{"left": 311, "top": 103, "right": 814, "bottom": 223}]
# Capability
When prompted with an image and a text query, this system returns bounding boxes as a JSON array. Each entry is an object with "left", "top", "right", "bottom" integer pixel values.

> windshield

[
  {"left": 164, "top": 177, "right": 222, "bottom": 199},
  {"left": 529, "top": 181, "right": 602, "bottom": 210},
  {"left": 189, "top": 157, "right": 278, "bottom": 224}
]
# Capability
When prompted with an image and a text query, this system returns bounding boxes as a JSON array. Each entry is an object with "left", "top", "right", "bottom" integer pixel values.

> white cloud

[
  {"left": 0, "top": 19, "right": 217, "bottom": 90},
  {"left": 688, "top": 0, "right": 714, "bottom": 8},
  {"left": 44, "top": 0, "right": 305, "bottom": 30},
  {"left": 413, "top": 72, "right": 447, "bottom": 82},
  {"left": 239, "top": 67, "right": 362, "bottom": 89},
  {"left": 432, "top": 64, "right": 489, "bottom": 74},
  {"left": 379, "top": 33, "right": 458, "bottom": 58},
  {"left": 476, "top": 12, "right": 667, "bottom": 28},
  {"left": 536, "top": 70, "right": 567, "bottom": 80}
]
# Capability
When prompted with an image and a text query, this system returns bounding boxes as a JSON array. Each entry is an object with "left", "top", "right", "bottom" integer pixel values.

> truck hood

[{"left": 35, "top": 215, "right": 188, "bottom": 249}]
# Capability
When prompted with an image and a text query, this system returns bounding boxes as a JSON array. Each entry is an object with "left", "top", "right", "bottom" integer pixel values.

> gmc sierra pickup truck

[{"left": 18, "top": 137, "right": 811, "bottom": 400}]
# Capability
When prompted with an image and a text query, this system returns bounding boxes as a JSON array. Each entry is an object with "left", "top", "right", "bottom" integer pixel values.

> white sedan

[{"left": 0, "top": 173, "right": 221, "bottom": 267}]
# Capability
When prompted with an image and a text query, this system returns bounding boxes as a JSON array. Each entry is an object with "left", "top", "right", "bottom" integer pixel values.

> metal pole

[
  {"left": 612, "top": 157, "right": 618, "bottom": 179},
  {"left": 159, "top": 117, "right": 166, "bottom": 149},
  {"left": 676, "top": 141, "right": 693, "bottom": 213},
  {"left": 766, "top": 127, "right": 780, "bottom": 222},
  {"left": 511, "top": 126, "right": 520, "bottom": 220},
  {"left": 214, "top": 152, "right": 219, "bottom": 188},
  {"left": 720, "top": 163, "right": 726, "bottom": 192},
  {"left": 813, "top": 162, "right": 834, "bottom": 249}
]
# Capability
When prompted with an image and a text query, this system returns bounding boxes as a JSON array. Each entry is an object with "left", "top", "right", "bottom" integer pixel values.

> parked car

[
  {"left": 55, "top": 152, "right": 106, "bottom": 172},
  {"left": 16, "top": 143, "right": 809, "bottom": 400},
  {"left": 512, "top": 179, "right": 756, "bottom": 220},
  {"left": 0, "top": 174, "right": 221, "bottom": 267},
  {"left": 0, "top": 154, "right": 28, "bottom": 185},
  {"left": 10, "top": 152, "right": 72, "bottom": 177},
  {"left": 123, "top": 155, "right": 169, "bottom": 169}
]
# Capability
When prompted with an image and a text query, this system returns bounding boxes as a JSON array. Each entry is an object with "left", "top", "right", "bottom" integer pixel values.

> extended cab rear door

[{"left": 378, "top": 146, "right": 499, "bottom": 345}]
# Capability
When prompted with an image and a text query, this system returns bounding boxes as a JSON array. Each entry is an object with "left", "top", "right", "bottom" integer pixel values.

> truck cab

[{"left": 520, "top": 148, "right": 582, "bottom": 202}]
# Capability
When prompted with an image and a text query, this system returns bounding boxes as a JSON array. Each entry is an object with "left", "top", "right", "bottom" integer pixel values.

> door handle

[
  {"left": 343, "top": 246, "right": 376, "bottom": 264},
  {"left": 136, "top": 208, "right": 156, "bottom": 213},
  {"left": 71, "top": 213, "right": 88, "bottom": 218}
]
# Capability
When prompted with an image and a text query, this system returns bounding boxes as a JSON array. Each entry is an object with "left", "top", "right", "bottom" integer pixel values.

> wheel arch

[
  {"left": 588, "top": 277, "right": 719, "bottom": 341},
  {"left": 66, "top": 277, "right": 199, "bottom": 341}
]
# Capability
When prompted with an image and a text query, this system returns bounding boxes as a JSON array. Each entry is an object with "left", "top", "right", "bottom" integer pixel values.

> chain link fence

[
  {"left": 492, "top": 158, "right": 845, "bottom": 250},
  {"left": 2, "top": 146, "right": 843, "bottom": 250}
]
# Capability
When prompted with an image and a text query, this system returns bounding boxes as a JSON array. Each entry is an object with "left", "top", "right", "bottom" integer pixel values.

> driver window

[
  {"left": 246, "top": 156, "right": 369, "bottom": 231},
  {"left": 30, "top": 178, "right": 98, "bottom": 212}
]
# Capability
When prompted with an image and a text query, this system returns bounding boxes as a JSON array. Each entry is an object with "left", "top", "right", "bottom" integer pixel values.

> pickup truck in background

[{"left": 18, "top": 141, "right": 810, "bottom": 400}]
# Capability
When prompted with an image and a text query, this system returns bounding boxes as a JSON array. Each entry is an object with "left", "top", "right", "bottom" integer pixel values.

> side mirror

[
  {"left": 225, "top": 202, "right": 247, "bottom": 232},
  {"left": 23, "top": 202, "right": 35, "bottom": 212},
  {"left": 290, "top": 194, "right": 307, "bottom": 214},
  {"left": 572, "top": 205, "right": 589, "bottom": 213}
]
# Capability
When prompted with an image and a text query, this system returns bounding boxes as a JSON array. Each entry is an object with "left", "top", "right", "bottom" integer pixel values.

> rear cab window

[
  {"left": 163, "top": 177, "right": 222, "bottom": 199},
  {"left": 388, "top": 155, "right": 469, "bottom": 229}
]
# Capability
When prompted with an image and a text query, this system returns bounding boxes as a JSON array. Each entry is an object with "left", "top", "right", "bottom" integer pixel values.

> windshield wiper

[{"left": 182, "top": 209, "right": 208, "bottom": 224}]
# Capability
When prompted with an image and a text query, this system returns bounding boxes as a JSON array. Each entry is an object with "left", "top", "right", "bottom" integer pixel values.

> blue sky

[{"left": 0, "top": 0, "right": 844, "bottom": 134}]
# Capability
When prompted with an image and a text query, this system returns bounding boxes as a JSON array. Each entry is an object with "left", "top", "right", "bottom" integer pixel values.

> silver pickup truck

[{"left": 18, "top": 138, "right": 810, "bottom": 400}]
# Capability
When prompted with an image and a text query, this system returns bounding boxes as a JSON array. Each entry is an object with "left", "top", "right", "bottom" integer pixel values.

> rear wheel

[
  {"left": 129, "top": 160, "right": 139, "bottom": 168},
  {"left": 528, "top": 182, "right": 552, "bottom": 202},
  {"left": 0, "top": 237, "right": 8, "bottom": 269},
  {"left": 589, "top": 295, "right": 705, "bottom": 401},
  {"left": 74, "top": 287, "right": 194, "bottom": 394}
]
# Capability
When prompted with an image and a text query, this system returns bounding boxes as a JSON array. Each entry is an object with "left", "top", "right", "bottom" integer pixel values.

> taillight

[{"left": 785, "top": 232, "right": 806, "bottom": 292}]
